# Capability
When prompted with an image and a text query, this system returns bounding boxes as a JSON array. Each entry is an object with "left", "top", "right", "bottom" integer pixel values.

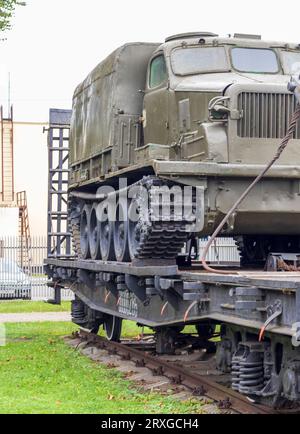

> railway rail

[{"left": 74, "top": 329, "right": 286, "bottom": 415}]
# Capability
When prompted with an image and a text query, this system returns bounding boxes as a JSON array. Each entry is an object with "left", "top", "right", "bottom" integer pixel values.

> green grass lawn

[
  {"left": 0, "top": 300, "right": 197, "bottom": 338},
  {"left": 0, "top": 321, "right": 208, "bottom": 414},
  {"left": 0, "top": 301, "right": 71, "bottom": 314}
]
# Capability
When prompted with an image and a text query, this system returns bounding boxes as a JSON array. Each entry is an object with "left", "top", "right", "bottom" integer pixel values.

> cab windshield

[
  {"left": 171, "top": 47, "right": 229, "bottom": 76},
  {"left": 281, "top": 51, "right": 300, "bottom": 75},
  {"left": 231, "top": 48, "right": 279, "bottom": 73},
  {"left": 170, "top": 46, "right": 281, "bottom": 76}
]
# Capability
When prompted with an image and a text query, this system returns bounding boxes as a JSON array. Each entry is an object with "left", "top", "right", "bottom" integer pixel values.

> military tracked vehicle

[
  {"left": 69, "top": 32, "right": 300, "bottom": 267},
  {"left": 45, "top": 33, "right": 300, "bottom": 408}
]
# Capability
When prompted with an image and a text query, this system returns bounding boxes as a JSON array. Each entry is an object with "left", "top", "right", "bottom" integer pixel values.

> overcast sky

[{"left": 1, "top": 0, "right": 300, "bottom": 122}]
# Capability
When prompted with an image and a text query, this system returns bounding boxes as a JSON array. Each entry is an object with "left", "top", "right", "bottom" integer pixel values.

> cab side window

[{"left": 149, "top": 55, "right": 167, "bottom": 88}]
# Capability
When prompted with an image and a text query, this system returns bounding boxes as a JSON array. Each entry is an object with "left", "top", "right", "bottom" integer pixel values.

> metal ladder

[
  {"left": 16, "top": 191, "right": 32, "bottom": 271},
  {"left": 46, "top": 109, "right": 73, "bottom": 260}
]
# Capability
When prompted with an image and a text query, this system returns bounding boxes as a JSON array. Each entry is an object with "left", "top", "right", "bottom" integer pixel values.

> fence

[
  {"left": 0, "top": 236, "right": 241, "bottom": 301},
  {"left": 199, "top": 237, "right": 241, "bottom": 263},
  {"left": 0, "top": 236, "right": 73, "bottom": 300}
]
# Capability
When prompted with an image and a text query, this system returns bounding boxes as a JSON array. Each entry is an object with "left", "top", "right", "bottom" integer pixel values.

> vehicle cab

[{"left": 143, "top": 32, "right": 300, "bottom": 164}]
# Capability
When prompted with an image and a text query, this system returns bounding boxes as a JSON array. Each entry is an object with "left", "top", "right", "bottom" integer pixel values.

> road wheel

[
  {"left": 114, "top": 199, "right": 130, "bottom": 262},
  {"left": 80, "top": 205, "right": 91, "bottom": 259},
  {"left": 89, "top": 203, "right": 101, "bottom": 260},
  {"left": 99, "top": 202, "right": 115, "bottom": 261}
]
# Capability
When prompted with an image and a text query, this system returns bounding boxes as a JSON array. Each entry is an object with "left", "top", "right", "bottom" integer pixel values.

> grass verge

[
  {"left": 0, "top": 321, "right": 208, "bottom": 414},
  {"left": 0, "top": 301, "right": 71, "bottom": 314}
]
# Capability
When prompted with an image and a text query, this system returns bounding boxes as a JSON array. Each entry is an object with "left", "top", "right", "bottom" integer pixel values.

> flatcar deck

[
  {"left": 181, "top": 269, "right": 300, "bottom": 290},
  {"left": 45, "top": 257, "right": 300, "bottom": 407},
  {"left": 45, "top": 258, "right": 178, "bottom": 277},
  {"left": 45, "top": 257, "right": 300, "bottom": 334},
  {"left": 45, "top": 258, "right": 300, "bottom": 290}
]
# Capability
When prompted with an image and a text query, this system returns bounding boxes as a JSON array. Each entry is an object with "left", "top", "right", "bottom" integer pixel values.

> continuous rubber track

[
  {"left": 70, "top": 176, "right": 195, "bottom": 261},
  {"left": 135, "top": 222, "right": 188, "bottom": 259},
  {"left": 132, "top": 177, "right": 194, "bottom": 260},
  {"left": 71, "top": 220, "right": 81, "bottom": 258}
]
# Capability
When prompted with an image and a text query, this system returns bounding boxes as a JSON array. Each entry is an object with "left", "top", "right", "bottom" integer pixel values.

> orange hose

[
  {"left": 258, "top": 326, "right": 266, "bottom": 342},
  {"left": 184, "top": 301, "right": 198, "bottom": 322},
  {"left": 104, "top": 291, "right": 111, "bottom": 304},
  {"left": 160, "top": 301, "right": 169, "bottom": 317}
]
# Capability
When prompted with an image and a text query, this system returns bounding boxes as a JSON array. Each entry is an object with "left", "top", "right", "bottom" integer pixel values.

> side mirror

[{"left": 288, "top": 66, "right": 300, "bottom": 104}]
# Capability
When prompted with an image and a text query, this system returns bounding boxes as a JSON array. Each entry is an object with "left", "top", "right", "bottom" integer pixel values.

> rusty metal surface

[
  {"left": 77, "top": 330, "right": 277, "bottom": 414},
  {"left": 277, "top": 259, "right": 300, "bottom": 272}
]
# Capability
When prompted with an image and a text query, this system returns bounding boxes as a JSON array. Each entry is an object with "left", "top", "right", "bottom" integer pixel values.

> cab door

[{"left": 143, "top": 53, "right": 169, "bottom": 145}]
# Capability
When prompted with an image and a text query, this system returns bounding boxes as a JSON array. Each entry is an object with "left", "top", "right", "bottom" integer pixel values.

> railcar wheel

[
  {"left": 196, "top": 323, "right": 217, "bottom": 354},
  {"left": 89, "top": 203, "right": 101, "bottom": 260},
  {"left": 196, "top": 323, "right": 215, "bottom": 340},
  {"left": 80, "top": 205, "right": 91, "bottom": 259},
  {"left": 103, "top": 314, "right": 122, "bottom": 342},
  {"left": 99, "top": 203, "right": 116, "bottom": 261},
  {"left": 90, "top": 324, "right": 101, "bottom": 334},
  {"left": 114, "top": 200, "right": 130, "bottom": 262}
]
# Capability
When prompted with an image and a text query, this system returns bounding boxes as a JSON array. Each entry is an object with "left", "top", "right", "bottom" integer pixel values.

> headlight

[{"left": 208, "top": 96, "right": 230, "bottom": 121}]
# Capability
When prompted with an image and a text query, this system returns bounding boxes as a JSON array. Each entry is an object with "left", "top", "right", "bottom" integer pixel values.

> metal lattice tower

[
  {"left": 47, "top": 109, "right": 72, "bottom": 259},
  {"left": 0, "top": 106, "right": 14, "bottom": 205},
  {"left": 0, "top": 105, "right": 32, "bottom": 270}
]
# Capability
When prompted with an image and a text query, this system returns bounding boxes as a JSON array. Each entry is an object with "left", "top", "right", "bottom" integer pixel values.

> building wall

[
  {"left": 0, "top": 122, "right": 49, "bottom": 237},
  {"left": 0, "top": 208, "right": 19, "bottom": 236}
]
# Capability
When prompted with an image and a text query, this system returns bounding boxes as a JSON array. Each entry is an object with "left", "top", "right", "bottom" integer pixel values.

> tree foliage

[{"left": 0, "top": 0, "right": 25, "bottom": 32}]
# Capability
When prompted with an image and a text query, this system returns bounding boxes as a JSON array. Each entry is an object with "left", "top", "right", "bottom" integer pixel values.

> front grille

[{"left": 237, "top": 92, "right": 300, "bottom": 139}]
